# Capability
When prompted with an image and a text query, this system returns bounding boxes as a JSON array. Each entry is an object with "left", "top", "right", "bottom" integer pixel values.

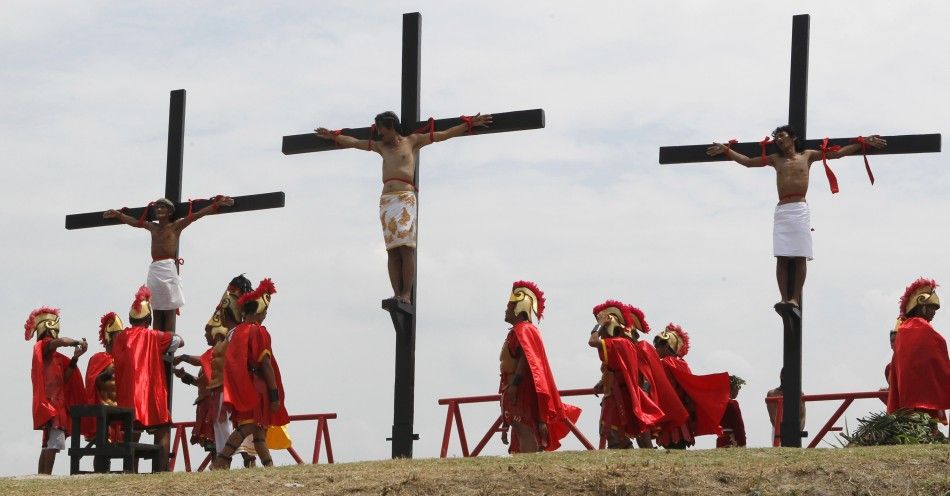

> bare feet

[
  {"left": 396, "top": 294, "right": 412, "bottom": 304},
  {"left": 786, "top": 298, "right": 800, "bottom": 308}
]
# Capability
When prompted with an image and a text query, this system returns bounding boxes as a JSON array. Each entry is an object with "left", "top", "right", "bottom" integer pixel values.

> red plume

[
  {"left": 512, "top": 280, "right": 545, "bottom": 320},
  {"left": 665, "top": 322, "right": 690, "bottom": 357},
  {"left": 628, "top": 305, "right": 650, "bottom": 334},
  {"left": 899, "top": 277, "right": 938, "bottom": 317},
  {"left": 132, "top": 285, "right": 152, "bottom": 312},
  {"left": 99, "top": 312, "right": 119, "bottom": 345},
  {"left": 24, "top": 307, "right": 59, "bottom": 341},
  {"left": 239, "top": 278, "right": 278, "bottom": 307}
]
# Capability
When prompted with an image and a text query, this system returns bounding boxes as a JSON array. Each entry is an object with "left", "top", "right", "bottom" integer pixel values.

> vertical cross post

[
  {"left": 778, "top": 14, "right": 809, "bottom": 448},
  {"left": 391, "top": 12, "right": 422, "bottom": 459}
]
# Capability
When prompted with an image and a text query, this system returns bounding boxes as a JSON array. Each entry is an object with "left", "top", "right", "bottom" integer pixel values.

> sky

[{"left": 1, "top": 0, "right": 948, "bottom": 476}]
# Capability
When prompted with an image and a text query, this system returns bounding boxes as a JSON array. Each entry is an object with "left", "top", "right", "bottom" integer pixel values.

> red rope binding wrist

[
  {"left": 367, "top": 124, "right": 376, "bottom": 151},
  {"left": 210, "top": 195, "right": 224, "bottom": 213},
  {"left": 820, "top": 137, "right": 842, "bottom": 194},
  {"left": 851, "top": 136, "right": 875, "bottom": 185},
  {"left": 413, "top": 117, "right": 436, "bottom": 143},
  {"left": 135, "top": 202, "right": 154, "bottom": 227},
  {"left": 759, "top": 136, "right": 772, "bottom": 165},
  {"left": 722, "top": 139, "right": 738, "bottom": 160},
  {"left": 331, "top": 129, "right": 345, "bottom": 149},
  {"left": 459, "top": 115, "right": 474, "bottom": 134}
]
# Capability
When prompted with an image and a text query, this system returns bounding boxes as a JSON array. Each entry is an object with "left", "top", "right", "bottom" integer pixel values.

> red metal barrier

[
  {"left": 438, "top": 388, "right": 597, "bottom": 458},
  {"left": 766, "top": 391, "right": 887, "bottom": 448},
  {"left": 169, "top": 413, "right": 337, "bottom": 471}
]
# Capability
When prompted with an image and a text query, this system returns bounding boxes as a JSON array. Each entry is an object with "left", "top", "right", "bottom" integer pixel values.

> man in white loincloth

[
  {"left": 104, "top": 195, "right": 234, "bottom": 332},
  {"left": 315, "top": 111, "right": 492, "bottom": 305},
  {"left": 707, "top": 125, "right": 886, "bottom": 308}
]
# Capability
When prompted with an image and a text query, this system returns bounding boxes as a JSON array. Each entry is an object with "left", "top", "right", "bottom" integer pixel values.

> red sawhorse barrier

[
  {"left": 438, "top": 388, "right": 598, "bottom": 458},
  {"left": 169, "top": 413, "right": 337, "bottom": 471},
  {"left": 766, "top": 391, "right": 887, "bottom": 448}
]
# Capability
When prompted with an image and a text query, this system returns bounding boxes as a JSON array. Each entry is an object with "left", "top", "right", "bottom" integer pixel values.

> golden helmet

[
  {"left": 656, "top": 323, "right": 690, "bottom": 357},
  {"left": 129, "top": 285, "right": 152, "bottom": 321},
  {"left": 592, "top": 300, "right": 631, "bottom": 337},
  {"left": 238, "top": 278, "right": 277, "bottom": 316},
  {"left": 509, "top": 280, "right": 545, "bottom": 322},
  {"left": 99, "top": 312, "right": 124, "bottom": 344},
  {"left": 899, "top": 277, "right": 940, "bottom": 317},
  {"left": 24, "top": 307, "right": 61, "bottom": 341},
  {"left": 207, "top": 308, "right": 229, "bottom": 340}
]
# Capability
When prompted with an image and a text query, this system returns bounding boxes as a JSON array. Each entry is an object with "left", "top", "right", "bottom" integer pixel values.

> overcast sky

[{"left": 2, "top": 0, "right": 947, "bottom": 476}]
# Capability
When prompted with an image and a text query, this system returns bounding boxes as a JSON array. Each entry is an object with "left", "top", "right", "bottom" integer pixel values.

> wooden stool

[{"left": 68, "top": 405, "right": 161, "bottom": 474}]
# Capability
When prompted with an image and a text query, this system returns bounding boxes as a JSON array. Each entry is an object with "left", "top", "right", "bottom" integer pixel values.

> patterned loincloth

[{"left": 379, "top": 191, "right": 417, "bottom": 249}]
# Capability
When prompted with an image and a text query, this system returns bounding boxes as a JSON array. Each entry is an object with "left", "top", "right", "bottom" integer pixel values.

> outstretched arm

[
  {"left": 413, "top": 113, "right": 493, "bottom": 149},
  {"left": 173, "top": 353, "right": 202, "bottom": 367},
  {"left": 103, "top": 209, "right": 154, "bottom": 230},
  {"left": 706, "top": 142, "right": 770, "bottom": 167},
  {"left": 175, "top": 196, "right": 234, "bottom": 230},
  {"left": 314, "top": 127, "right": 376, "bottom": 152},
  {"left": 821, "top": 134, "right": 887, "bottom": 160}
]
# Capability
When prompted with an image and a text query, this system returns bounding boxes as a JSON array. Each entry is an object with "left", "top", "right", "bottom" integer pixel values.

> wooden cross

[
  {"left": 657, "top": 15, "right": 940, "bottom": 447},
  {"left": 65, "top": 89, "right": 286, "bottom": 408},
  {"left": 281, "top": 13, "right": 544, "bottom": 458}
]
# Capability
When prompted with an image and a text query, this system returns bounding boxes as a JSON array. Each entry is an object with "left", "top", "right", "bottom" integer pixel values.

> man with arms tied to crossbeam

[
  {"left": 314, "top": 111, "right": 492, "bottom": 306},
  {"left": 103, "top": 195, "right": 234, "bottom": 332},
  {"left": 706, "top": 126, "right": 885, "bottom": 309}
]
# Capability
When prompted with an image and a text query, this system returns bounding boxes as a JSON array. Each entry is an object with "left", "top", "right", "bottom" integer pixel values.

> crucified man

[
  {"left": 315, "top": 111, "right": 492, "bottom": 304},
  {"left": 103, "top": 195, "right": 234, "bottom": 332},
  {"left": 706, "top": 125, "right": 885, "bottom": 308}
]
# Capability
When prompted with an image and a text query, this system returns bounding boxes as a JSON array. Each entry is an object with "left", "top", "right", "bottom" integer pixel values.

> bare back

[
  {"left": 771, "top": 150, "right": 817, "bottom": 204},
  {"left": 376, "top": 135, "right": 420, "bottom": 194}
]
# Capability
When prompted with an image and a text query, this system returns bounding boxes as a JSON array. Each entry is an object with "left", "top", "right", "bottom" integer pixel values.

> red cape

[
  {"left": 634, "top": 341, "right": 690, "bottom": 430},
  {"left": 82, "top": 351, "right": 115, "bottom": 437},
  {"left": 200, "top": 347, "right": 214, "bottom": 384},
  {"left": 661, "top": 356, "right": 731, "bottom": 436},
  {"left": 507, "top": 322, "right": 581, "bottom": 452},
  {"left": 600, "top": 337, "right": 664, "bottom": 433},
  {"left": 716, "top": 399, "right": 747, "bottom": 447},
  {"left": 112, "top": 326, "right": 172, "bottom": 427},
  {"left": 222, "top": 323, "right": 289, "bottom": 427},
  {"left": 84, "top": 352, "right": 113, "bottom": 405},
  {"left": 31, "top": 338, "right": 85, "bottom": 431},
  {"left": 887, "top": 317, "right": 950, "bottom": 420}
]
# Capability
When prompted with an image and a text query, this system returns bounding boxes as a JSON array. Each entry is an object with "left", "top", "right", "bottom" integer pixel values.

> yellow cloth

[{"left": 266, "top": 424, "right": 292, "bottom": 450}]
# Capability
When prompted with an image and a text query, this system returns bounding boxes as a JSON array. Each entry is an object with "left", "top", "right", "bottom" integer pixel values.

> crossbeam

[
  {"left": 65, "top": 192, "right": 285, "bottom": 230},
  {"left": 660, "top": 134, "right": 941, "bottom": 165},
  {"left": 282, "top": 110, "right": 544, "bottom": 155}
]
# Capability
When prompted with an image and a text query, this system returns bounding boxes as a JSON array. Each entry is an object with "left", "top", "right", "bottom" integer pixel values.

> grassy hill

[{"left": 3, "top": 445, "right": 948, "bottom": 495}]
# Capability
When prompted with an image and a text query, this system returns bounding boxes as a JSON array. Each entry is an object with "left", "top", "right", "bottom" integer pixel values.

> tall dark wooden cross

[
  {"left": 65, "top": 89, "right": 286, "bottom": 407},
  {"left": 658, "top": 15, "right": 940, "bottom": 447},
  {"left": 282, "top": 13, "right": 544, "bottom": 458}
]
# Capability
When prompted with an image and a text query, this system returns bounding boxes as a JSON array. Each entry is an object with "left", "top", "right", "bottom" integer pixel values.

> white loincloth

[
  {"left": 773, "top": 202, "right": 813, "bottom": 260},
  {"left": 379, "top": 191, "right": 418, "bottom": 249},
  {"left": 146, "top": 259, "right": 185, "bottom": 310}
]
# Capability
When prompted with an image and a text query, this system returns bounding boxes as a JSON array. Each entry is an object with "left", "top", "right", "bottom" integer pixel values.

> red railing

[
  {"left": 766, "top": 391, "right": 887, "bottom": 448},
  {"left": 438, "top": 388, "right": 598, "bottom": 458},
  {"left": 169, "top": 413, "right": 337, "bottom": 471}
]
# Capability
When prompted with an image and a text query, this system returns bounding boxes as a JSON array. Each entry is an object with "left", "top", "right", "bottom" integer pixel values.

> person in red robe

[
  {"left": 888, "top": 278, "right": 950, "bottom": 424},
  {"left": 25, "top": 307, "right": 87, "bottom": 474},
  {"left": 588, "top": 300, "right": 664, "bottom": 449},
  {"left": 215, "top": 278, "right": 289, "bottom": 469},
  {"left": 82, "top": 312, "right": 125, "bottom": 472},
  {"left": 172, "top": 319, "right": 219, "bottom": 452},
  {"left": 112, "top": 286, "right": 185, "bottom": 471},
  {"left": 717, "top": 375, "right": 747, "bottom": 448},
  {"left": 654, "top": 323, "right": 731, "bottom": 449},
  {"left": 499, "top": 281, "right": 581, "bottom": 453}
]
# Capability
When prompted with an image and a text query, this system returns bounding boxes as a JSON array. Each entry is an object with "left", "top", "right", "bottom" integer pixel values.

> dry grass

[{"left": 2, "top": 445, "right": 949, "bottom": 496}]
